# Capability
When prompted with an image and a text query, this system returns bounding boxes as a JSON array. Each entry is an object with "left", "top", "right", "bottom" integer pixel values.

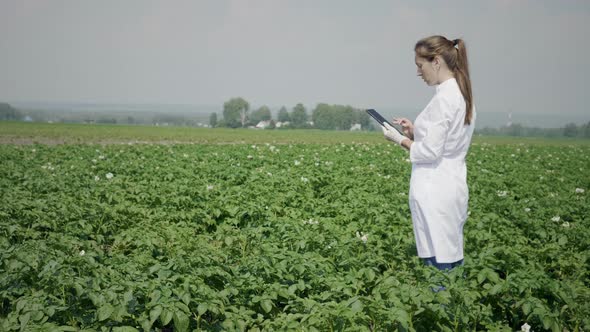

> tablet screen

[{"left": 366, "top": 109, "right": 404, "bottom": 135}]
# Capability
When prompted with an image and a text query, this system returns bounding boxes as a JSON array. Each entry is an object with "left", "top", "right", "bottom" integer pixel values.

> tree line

[
  {"left": 211, "top": 97, "right": 372, "bottom": 130},
  {"left": 2, "top": 100, "right": 589, "bottom": 137},
  {"left": 477, "top": 122, "right": 590, "bottom": 139}
]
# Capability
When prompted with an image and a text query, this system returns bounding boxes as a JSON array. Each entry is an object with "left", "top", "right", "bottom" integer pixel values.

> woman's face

[{"left": 415, "top": 55, "right": 437, "bottom": 86}]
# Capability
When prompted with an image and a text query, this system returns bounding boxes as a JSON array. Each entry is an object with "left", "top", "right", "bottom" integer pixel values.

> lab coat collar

[{"left": 436, "top": 77, "right": 457, "bottom": 93}]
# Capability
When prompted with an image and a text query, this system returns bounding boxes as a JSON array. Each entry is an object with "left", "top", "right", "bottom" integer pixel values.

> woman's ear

[
  {"left": 430, "top": 56, "right": 440, "bottom": 71},
  {"left": 432, "top": 55, "right": 441, "bottom": 67}
]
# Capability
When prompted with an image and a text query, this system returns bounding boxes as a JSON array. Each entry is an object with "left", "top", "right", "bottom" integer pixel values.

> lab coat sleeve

[{"left": 410, "top": 96, "right": 452, "bottom": 164}]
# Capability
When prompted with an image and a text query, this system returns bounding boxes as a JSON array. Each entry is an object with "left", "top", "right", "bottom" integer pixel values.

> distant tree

[
  {"left": 209, "top": 112, "right": 218, "bottom": 127},
  {"left": 312, "top": 104, "right": 366, "bottom": 130},
  {"left": 290, "top": 103, "right": 308, "bottom": 128},
  {"left": 126, "top": 116, "right": 135, "bottom": 124},
  {"left": 0, "top": 103, "right": 22, "bottom": 121},
  {"left": 312, "top": 103, "right": 334, "bottom": 130},
  {"left": 249, "top": 106, "right": 272, "bottom": 125},
  {"left": 563, "top": 123, "right": 578, "bottom": 137},
  {"left": 223, "top": 97, "right": 249, "bottom": 128},
  {"left": 356, "top": 109, "right": 371, "bottom": 130},
  {"left": 277, "top": 106, "right": 290, "bottom": 122},
  {"left": 583, "top": 121, "right": 590, "bottom": 138},
  {"left": 97, "top": 117, "right": 117, "bottom": 124},
  {"left": 152, "top": 114, "right": 187, "bottom": 126},
  {"left": 505, "top": 123, "right": 524, "bottom": 136}
]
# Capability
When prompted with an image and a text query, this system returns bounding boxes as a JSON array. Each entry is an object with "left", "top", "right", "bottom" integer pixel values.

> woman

[{"left": 382, "top": 35, "right": 476, "bottom": 270}]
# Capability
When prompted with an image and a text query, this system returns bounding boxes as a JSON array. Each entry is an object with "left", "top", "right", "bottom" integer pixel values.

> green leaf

[
  {"left": 542, "top": 316, "right": 553, "bottom": 330},
  {"left": 97, "top": 303, "right": 114, "bottom": 321},
  {"left": 261, "top": 299, "right": 273, "bottom": 313},
  {"left": 173, "top": 312, "right": 189, "bottom": 332},
  {"left": 16, "top": 299, "right": 27, "bottom": 313},
  {"left": 350, "top": 299, "right": 363, "bottom": 313},
  {"left": 225, "top": 237, "right": 234, "bottom": 246},
  {"left": 181, "top": 292, "right": 191, "bottom": 306},
  {"left": 149, "top": 305, "right": 162, "bottom": 323},
  {"left": 160, "top": 308, "right": 173, "bottom": 325},
  {"left": 476, "top": 269, "right": 486, "bottom": 284},
  {"left": 197, "top": 303, "right": 208, "bottom": 316},
  {"left": 522, "top": 302, "right": 531, "bottom": 315},
  {"left": 288, "top": 284, "right": 298, "bottom": 295},
  {"left": 365, "top": 269, "right": 375, "bottom": 283},
  {"left": 489, "top": 283, "right": 503, "bottom": 295},
  {"left": 19, "top": 312, "right": 31, "bottom": 330},
  {"left": 176, "top": 302, "right": 190, "bottom": 313},
  {"left": 123, "top": 290, "right": 133, "bottom": 304},
  {"left": 112, "top": 327, "right": 139, "bottom": 332}
]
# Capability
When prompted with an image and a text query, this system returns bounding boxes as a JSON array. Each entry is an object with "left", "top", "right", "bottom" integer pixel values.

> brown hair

[{"left": 415, "top": 35, "right": 473, "bottom": 125}]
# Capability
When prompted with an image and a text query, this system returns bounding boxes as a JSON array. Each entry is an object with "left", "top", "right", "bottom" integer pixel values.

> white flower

[
  {"left": 247, "top": 155, "right": 253, "bottom": 159},
  {"left": 524, "top": 208, "right": 531, "bottom": 212},
  {"left": 98, "top": 155, "right": 105, "bottom": 160},
  {"left": 551, "top": 216, "right": 560, "bottom": 222},
  {"left": 356, "top": 231, "right": 368, "bottom": 244},
  {"left": 303, "top": 219, "right": 319, "bottom": 225},
  {"left": 294, "top": 160, "right": 301, "bottom": 166},
  {"left": 183, "top": 153, "right": 188, "bottom": 158},
  {"left": 562, "top": 221, "right": 570, "bottom": 228},
  {"left": 521, "top": 323, "right": 531, "bottom": 332},
  {"left": 497, "top": 190, "right": 508, "bottom": 197},
  {"left": 105, "top": 173, "right": 114, "bottom": 180},
  {"left": 94, "top": 175, "right": 100, "bottom": 181},
  {"left": 266, "top": 172, "right": 272, "bottom": 177},
  {"left": 92, "top": 159, "right": 97, "bottom": 163},
  {"left": 31, "top": 149, "right": 36, "bottom": 153},
  {"left": 300, "top": 177, "right": 309, "bottom": 183},
  {"left": 79, "top": 250, "right": 85, "bottom": 256},
  {"left": 206, "top": 184, "right": 214, "bottom": 190},
  {"left": 575, "top": 188, "right": 585, "bottom": 194}
]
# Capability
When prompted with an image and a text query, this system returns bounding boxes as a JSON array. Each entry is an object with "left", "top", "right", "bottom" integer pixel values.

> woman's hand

[
  {"left": 382, "top": 123, "right": 405, "bottom": 145},
  {"left": 394, "top": 118, "right": 414, "bottom": 140}
]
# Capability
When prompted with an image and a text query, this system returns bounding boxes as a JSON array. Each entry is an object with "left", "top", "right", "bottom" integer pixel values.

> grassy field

[
  {"left": 1, "top": 121, "right": 589, "bottom": 330},
  {"left": 1, "top": 121, "right": 589, "bottom": 146}
]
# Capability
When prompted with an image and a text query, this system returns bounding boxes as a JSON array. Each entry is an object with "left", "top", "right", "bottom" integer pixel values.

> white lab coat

[{"left": 409, "top": 78, "right": 475, "bottom": 263}]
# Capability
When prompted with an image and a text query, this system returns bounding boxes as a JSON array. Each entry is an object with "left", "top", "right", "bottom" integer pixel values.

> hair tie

[{"left": 453, "top": 39, "right": 459, "bottom": 47}]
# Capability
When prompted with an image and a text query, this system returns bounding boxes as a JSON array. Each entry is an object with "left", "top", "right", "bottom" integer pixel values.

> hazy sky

[{"left": 1, "top": 0, "right": 589, "bottom": 118}]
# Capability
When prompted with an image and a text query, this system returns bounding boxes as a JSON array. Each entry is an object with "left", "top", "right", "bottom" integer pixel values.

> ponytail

[{"left": 453, "top": 39, "right": 473, "bottom": 125}]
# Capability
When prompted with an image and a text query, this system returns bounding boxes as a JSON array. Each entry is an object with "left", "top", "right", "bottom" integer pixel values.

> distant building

[
  {"left": 350, "top": 123, "right": 362, "bottom": 131},
  {"left": 255, "top": 120, "right": 271, "bottom": 129},
  {"left": 275, "top": 121, "right": 290, "bottom": 128}
]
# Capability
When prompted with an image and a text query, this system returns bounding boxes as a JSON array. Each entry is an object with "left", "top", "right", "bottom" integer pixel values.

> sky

[{"left": 1, "top": 0, "right": 589, "bottom": 123}]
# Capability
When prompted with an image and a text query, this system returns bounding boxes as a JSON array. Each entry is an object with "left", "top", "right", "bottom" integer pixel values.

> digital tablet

[{"left": 366, "top": 109, "right": 404, "bottom": 135}]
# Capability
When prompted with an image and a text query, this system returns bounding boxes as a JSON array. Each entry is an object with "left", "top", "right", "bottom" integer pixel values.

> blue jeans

[{"left": 422, "top": 257, "right": 464, "bottom": 271}]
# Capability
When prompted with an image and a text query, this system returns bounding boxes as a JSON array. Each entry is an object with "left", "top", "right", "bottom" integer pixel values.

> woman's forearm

[{"left": 401, "top": 138, "right": 413, "bottom": 150}]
